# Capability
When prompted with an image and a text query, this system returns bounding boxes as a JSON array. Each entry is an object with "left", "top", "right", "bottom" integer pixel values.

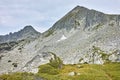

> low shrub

[
  {"left": 38, "top": 53, "right": 63, "bottom": 75},
  {"left": 12, "top": 63, "right": 18, "bottom": 67},
  {"left": 8, "top": 60, "right": 12, "bottom": 63},
  {"left": 38, "top": 64, "right": 59, "bottom": 75}
]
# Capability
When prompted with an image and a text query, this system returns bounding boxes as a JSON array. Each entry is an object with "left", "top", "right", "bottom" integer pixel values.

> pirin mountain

[{"left": 0, "top": 6, "right": 120, "bottom": 74}]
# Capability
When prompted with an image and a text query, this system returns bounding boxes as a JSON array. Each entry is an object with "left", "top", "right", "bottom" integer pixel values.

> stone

[
  {"left": 77, "top": 65, "right": 83, "bottom": 68},
  {"left": 68, "top": 72, "right": 75, "bottom": 76},
  {"left": 77, "top": 73, "right": 80, "bottom": 75}
]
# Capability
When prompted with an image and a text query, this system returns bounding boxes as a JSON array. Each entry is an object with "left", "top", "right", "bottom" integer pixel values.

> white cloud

[{"left": 0, "top": 0, "right": 120, "bottom": 35}]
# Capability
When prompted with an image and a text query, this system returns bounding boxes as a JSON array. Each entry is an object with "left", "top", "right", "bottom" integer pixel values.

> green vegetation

[
  {"left": 44, "top": 30, "right": 54, "bottom": 37},
  {"left": 0, "top": 72, "right": 35, "bottom": 80},
  {"left": 0, "top": 54, "right": 120, "bottom": 80},
  {"left": 38, "top": 52, "right": 63, "bottom": 75},
  {"left": 92, "top": 46, "right": 109, "bottom": 61},
  {"left": 74, "top": 20, "right": 80, "bottom": 29},
  {"left": 93, "top": 23, "right": 103, "bottom": 30},
  {"left": 12, "top": 63, "right": 18, "bottom": 67},
  {"left": 37, "top": 62, "right": 120, "bottom": 80},
  {"left": 49, "top": 52, "right": 63, "bottom": 69},
  {"left": 38, "top": 64, "right": 59, "bottom": 75}
]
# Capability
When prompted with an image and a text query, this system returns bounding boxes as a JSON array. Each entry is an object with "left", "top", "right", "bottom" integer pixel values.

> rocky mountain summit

[
  {"left": 0, "top": 6, "right": 120, "bottom": 74},
  {"left": 0, "top": 25, "right": 40, "bottom": 43},
  {"left": 43, "top": 6, "right": 120, "bottom": 64}
]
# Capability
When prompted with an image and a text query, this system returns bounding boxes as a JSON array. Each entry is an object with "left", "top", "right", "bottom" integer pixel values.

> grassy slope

[
  {"left": 38, "top": 62, "right": 120, "bottom": 80},
  {"left": 0, "top": 62, "right": 120, "bottom": 80}
]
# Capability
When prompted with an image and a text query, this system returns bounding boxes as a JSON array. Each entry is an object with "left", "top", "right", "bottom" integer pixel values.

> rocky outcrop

[
  {"left": 48, "top": 6, "right": 118, "bottom": 31},
  {"left": 0, "top": 41, "right": 18, "bottom": 52},
  {"left": 0, "top": 25, "right": 40, "bottom": 43}
]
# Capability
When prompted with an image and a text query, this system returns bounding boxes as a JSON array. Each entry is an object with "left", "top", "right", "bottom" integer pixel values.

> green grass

[
  {"left": 38, "top": 64, "right": 60, "bottom": 75},
  {"left": 37, "top": 62, "right": 120, "bottom": 80},
  {"left": 0, "top": 62, "right": 120, "bottom": 80},
  {"left": 0, "top": 72, "right": 35, "bottom": 80}
]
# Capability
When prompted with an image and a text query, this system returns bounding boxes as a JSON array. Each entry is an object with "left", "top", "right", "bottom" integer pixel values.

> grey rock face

[
  {"left": 0, "top": 41, "right": 18, "bottom": 52},
  {"left": 41, "top": 6, "right": 120, "bottom": 64},
  {"left": 50, "top": 6, "right": 109, "bottom": 31},
  {"left": 0, "top": 25, "right": 40, "bottom": 43},
  {"left": 0, "top": 6, "right": 120, "bottom": 74}
]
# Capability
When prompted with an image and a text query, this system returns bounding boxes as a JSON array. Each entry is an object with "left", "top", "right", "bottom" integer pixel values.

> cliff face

[
  {"left": 50, "top": 6, "right": 120, "bottom": 31},
  {"left": 0, "top": 6, "right": 120, "bottom": 74}
]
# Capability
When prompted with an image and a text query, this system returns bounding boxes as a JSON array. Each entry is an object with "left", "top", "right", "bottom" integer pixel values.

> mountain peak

[
  {"left": 24, "top": 25, "right": 33, "bottom": 29},
  {"left": 22, "top": 25, "right": 35, "bottom": 31},
  {"left": 70, "top": 6, "right": 90, "bottom": 13},
  {"left": 0, "top": 25, "right": 40, "bottom": 43},
  {"left": 50, "top": 6, "right": 109, "bottom": 31},
  {"left": 73, "top": 5, "right": 89, "bottom": 10}
]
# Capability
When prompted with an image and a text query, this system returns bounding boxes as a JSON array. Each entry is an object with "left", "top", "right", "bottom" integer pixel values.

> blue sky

[{"left": 0, "top": 0, "right": 120, "bottom": 35}]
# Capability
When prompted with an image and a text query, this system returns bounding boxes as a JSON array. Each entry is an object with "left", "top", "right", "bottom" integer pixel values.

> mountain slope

[
  {"left": 0, "top": 6, "right": 120, "bottom": 74},
  {"left": 42, "top": 6, "right": 120, "bottom": 64},
  {"left": 55, "top": 6, "right": 119, "bottom": 31}
]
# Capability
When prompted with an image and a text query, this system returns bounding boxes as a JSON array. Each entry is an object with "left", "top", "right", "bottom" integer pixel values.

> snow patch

[{"left": 57, "top": 35, "right": 67, "bottom": 42}]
